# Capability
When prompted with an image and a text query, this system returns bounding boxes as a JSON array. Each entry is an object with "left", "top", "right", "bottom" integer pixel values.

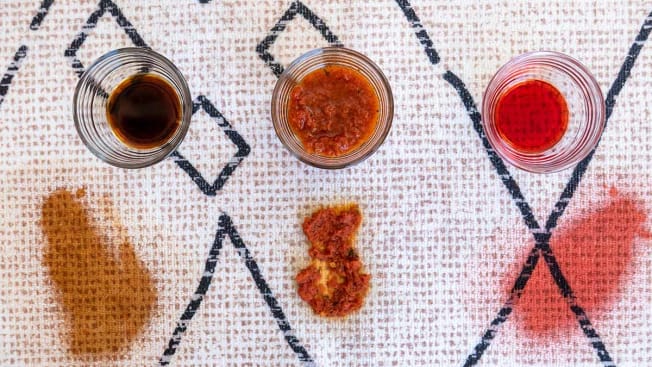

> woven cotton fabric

[{"left": 0, "top": 1, "right": 651, "bottom": 366}]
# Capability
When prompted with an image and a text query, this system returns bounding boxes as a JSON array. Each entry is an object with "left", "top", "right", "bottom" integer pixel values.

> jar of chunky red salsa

[{"left": 271, "top": 47, "right": 393, "bottom": 169}]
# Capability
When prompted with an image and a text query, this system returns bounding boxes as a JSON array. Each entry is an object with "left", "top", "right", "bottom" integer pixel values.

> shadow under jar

[
  {"left": 482, "top": 51, "right": 605, "bottom": 173},
  {"left": 74, "top": 47, "right": 192, "bottom": 169},
  {"left": 271, "top": 47, "right": 394, "bottom": 169}
]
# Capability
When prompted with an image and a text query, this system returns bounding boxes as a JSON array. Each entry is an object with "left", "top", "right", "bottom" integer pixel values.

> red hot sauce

[{"left": 494, "top": 79, "right": 569, "bottom": 153}]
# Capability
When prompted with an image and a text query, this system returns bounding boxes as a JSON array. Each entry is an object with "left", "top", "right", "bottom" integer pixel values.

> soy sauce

[
  {"left": 494, "top": 79, "right": 568, "bottom": 153},
  {"left": 107, "top": 74, "right": 181, "bottom": 149}
]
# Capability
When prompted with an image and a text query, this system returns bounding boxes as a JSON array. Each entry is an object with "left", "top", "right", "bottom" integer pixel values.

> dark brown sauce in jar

[{"left": 106, "top": 74, "right": 181, "bottom": 149}]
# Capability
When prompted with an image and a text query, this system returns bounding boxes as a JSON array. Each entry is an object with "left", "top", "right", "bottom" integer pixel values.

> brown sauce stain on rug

[
  {"left": 41, "top": 188, "right": 157, "bottom": 357},
  {"left": 507, "top": 188, "right": 650, "bottom": 339}
]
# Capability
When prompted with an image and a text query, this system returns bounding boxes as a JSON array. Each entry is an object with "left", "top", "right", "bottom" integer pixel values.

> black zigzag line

[
  {"left": 159, "top": 214, "right": 315, "bottom": 366},
  {"left": 444, "top": 65, "right": 560, "bottom": 366},
  {"left": 532, "top": 29, "right": 652, "bottom": 358},
  {"left": 256, "top": 0, "right": 341, "bottom": 77},
  {"left": 64, "top": 0, "right": 147, "bottom": 77},
  {"left": 159, "top": 217, "right": 228, "bottom": 366},
  {"left": 394, "top": 1, "right": 539, "bottom": 363},
  {"left": 256, "top": 1, "right": 305, "bottom": 77},
  {"left": 0, "top": 0, "right": 53, "bottom": 106},
  {"left": 531, "top": 12, "right": 652, "bottom": 349},
  {"left": 170, "top": 96, "right": 251, "bottom": 196},
  {"left": 30, "top": 0, "right": 54, "bottom": 31},
  {"left": 0, "top": 45, "right": 28, "bottom": 109},
  {"left": 544, "top": 12, "right": 652, "bottom": 233},
  {"left": 463, "top": 245, "right": 541, "bottom": 366},
  {"left": 64, "top": 4, "right": 104, "bottom": 76},
  {"left": 538, "top": 243, "right": 614, "bottom": 366},
  {"left": 295, "top": 1, "right": 340, "bottom": 45},
  {"left": 103, "top": 0, "right": 147, "bottom": 47},
  {"left": 443, "top": 71, "right": 541, "bottom": 231},
  {"left": 223, "top": 215, "right": 315, "bottom": 365},
  {"left": 396, "top": 0, "right": 540, "bottom": 231}
]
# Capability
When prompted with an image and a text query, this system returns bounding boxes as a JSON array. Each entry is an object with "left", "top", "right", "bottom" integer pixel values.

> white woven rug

[{"left": 0, "top": 1, "right": 651, "bottom": 366}]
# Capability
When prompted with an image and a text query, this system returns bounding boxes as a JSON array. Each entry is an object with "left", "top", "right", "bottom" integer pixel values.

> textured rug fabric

[{"left": 1, "top": 1, "right": 651, "bottom": 366}]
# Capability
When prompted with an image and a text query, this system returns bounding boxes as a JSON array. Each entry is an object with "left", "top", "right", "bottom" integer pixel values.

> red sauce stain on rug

[
  {"left": 41, "top": 188, "right": 157, "bottom": 358},
  {"left": 507, "top": 188, "right": 650, "bottom": 338}
]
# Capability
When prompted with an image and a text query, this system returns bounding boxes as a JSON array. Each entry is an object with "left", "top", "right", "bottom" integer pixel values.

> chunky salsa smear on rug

[
  {"left": 296, "top": 204, "right": 371, "bottom": 317},
  {"left": 288, "top": 65, "right": 379, "bottom": 157}
]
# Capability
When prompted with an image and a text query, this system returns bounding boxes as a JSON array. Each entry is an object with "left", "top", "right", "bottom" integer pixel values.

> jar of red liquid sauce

[{"left": 482, "top": 51, "right": 605, "bottom": 173}]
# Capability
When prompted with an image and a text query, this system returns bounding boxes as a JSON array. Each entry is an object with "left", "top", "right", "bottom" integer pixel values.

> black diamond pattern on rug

[
  {"left": 170, "top": 96, "right": 250, "bottom": 196},
  {"left": 256, "top": 0, "right": 341, "bottom": 77},
  {"left": 64, "top": 0, "right": 147, "bottom": 77}
]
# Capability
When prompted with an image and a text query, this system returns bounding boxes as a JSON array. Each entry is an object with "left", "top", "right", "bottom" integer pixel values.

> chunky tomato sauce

[
  {"left": 288, "top": 65, "right": 379, "bottom": 157},
  {"left": 296, "top": 205, "right": 371, "bottom": 317}
]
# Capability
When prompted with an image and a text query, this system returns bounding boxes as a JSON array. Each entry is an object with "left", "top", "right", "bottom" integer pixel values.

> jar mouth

[
  {"left": 271, "top": 47, "right": 394, "bottom": 169},
  {"left": 73, "top": 47, "right": 193, "bottom": 169},
  {"left": 482, "top": 51, "right": 605, "bottom": 173}
]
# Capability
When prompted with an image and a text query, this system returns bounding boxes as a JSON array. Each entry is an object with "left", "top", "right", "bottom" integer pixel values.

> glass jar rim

[{"left": 73, "top": 47, "right": 193, "bottom": 169}]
